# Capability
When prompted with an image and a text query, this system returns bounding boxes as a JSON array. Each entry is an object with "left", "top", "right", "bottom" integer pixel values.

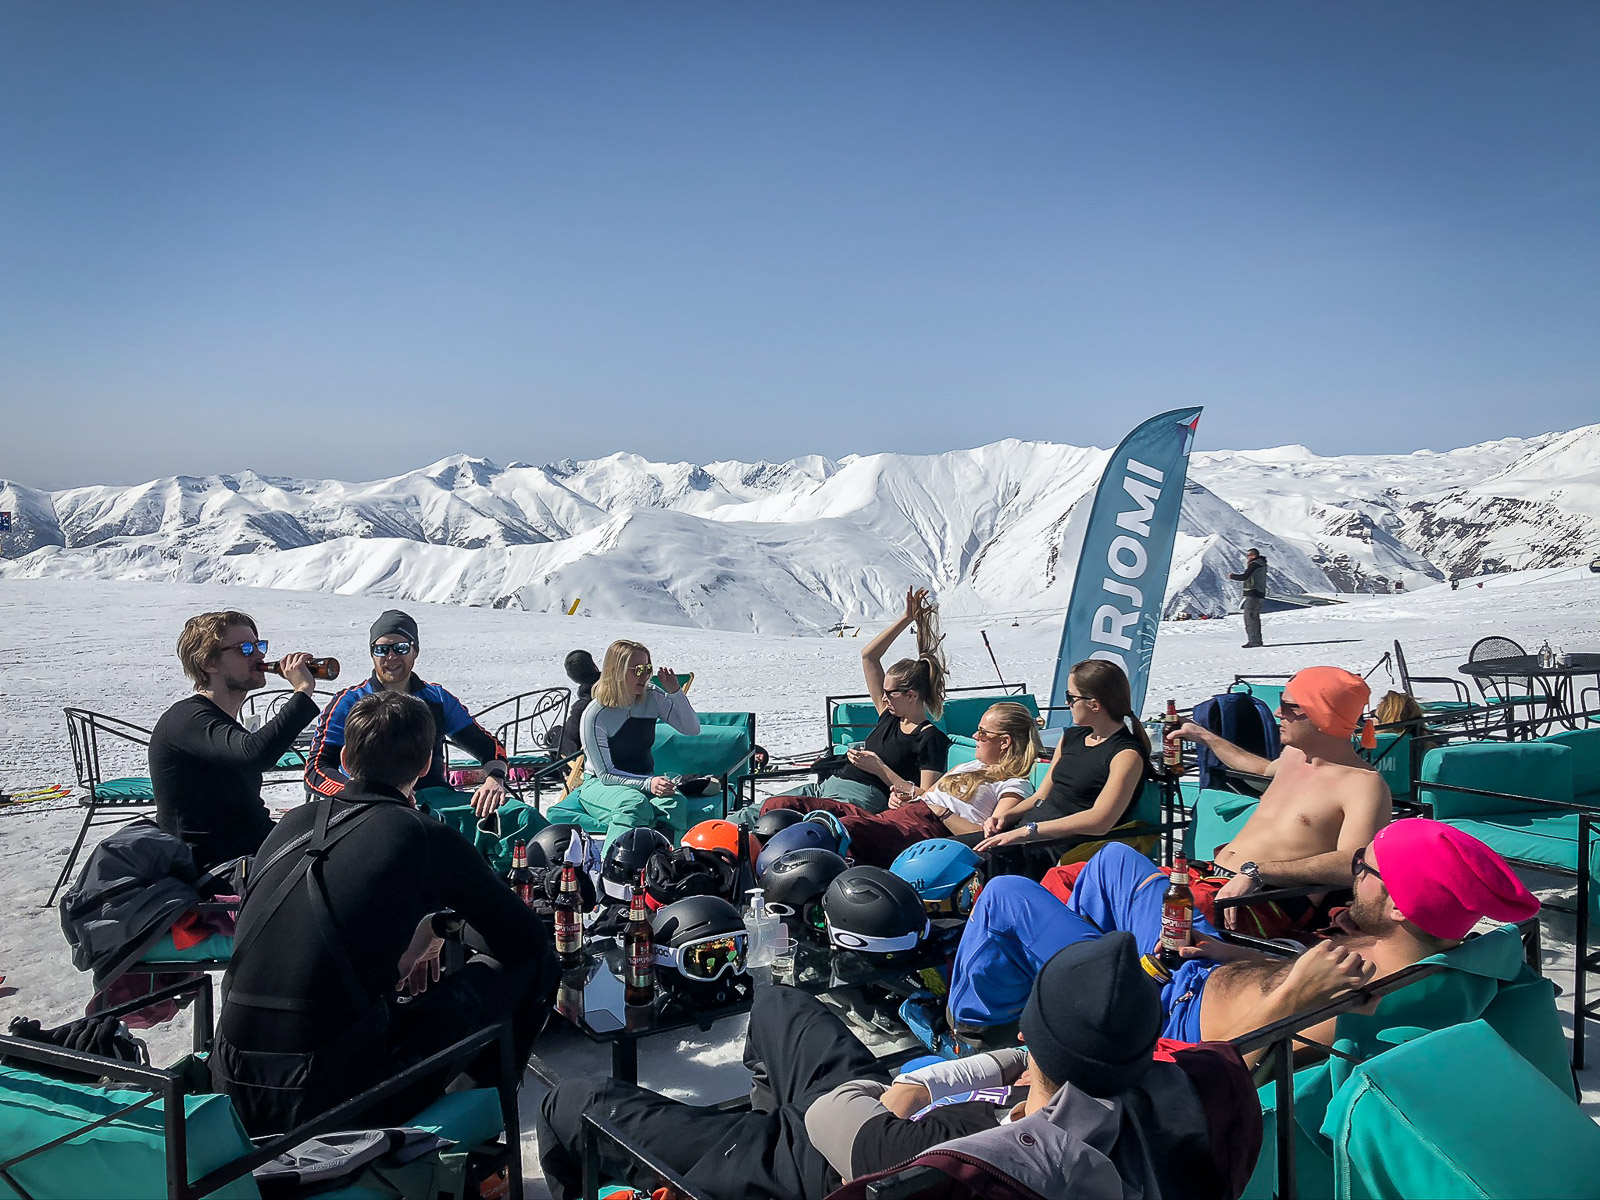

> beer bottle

[
  {"left": 554, "top": 861, "right": 584, "bottom": 968},
  {"left": 264, "top": 657, "right": 341, "bottom": 681},
  {"left": 624, "top": 869, "right": 655, "bottom": 1007},
  {"left": 1159, "top": 854, "right": 1195, "bottom": 971},
  {"left": 507, "top": 841, "right": 535, "bottom": 908},
  {"left": 1162, "top": 699, "right": 1183, "bottom": 772}
]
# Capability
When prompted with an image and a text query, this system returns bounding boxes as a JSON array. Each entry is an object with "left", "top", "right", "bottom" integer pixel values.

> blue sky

[{"left": 2, "top": 2, "right": 1596, "bottom": 488}]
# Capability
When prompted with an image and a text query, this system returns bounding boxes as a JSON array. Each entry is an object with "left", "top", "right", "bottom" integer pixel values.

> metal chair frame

[
  {"left": 0, "top": 976, "right": 524, "bottom": 1200},
  {"left": 51, "top": 707, "right": 158, "bottom": 907}
]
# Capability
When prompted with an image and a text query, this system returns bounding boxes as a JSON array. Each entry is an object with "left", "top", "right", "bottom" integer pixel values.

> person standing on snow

[{"left": 1229, "top": 548, "right": 1269, "bottom": 648}]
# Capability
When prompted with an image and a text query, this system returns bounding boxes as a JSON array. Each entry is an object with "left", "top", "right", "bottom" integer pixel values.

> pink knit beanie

[{"left": 1370, "top": 819, "right": 1539, "bottom": 941}]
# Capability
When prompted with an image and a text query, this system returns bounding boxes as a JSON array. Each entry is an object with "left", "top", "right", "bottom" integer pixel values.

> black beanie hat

[
  {"left": 564, "top": 649, "right": 601, "bottom": 686},
  {"left": 369, "top": 609, "right": 419, "bottom": 647},
  {"left": 1019, "top": 931, "right": 1162, "bottom": 1098}
]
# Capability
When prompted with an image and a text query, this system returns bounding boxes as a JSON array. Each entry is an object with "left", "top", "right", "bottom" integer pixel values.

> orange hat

[{"left": 1285, "top": 667, "right": 1370, "bottom": 738}]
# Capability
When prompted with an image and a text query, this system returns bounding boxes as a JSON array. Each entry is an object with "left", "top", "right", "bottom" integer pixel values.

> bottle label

[
  {"left": 555, "top": 911, "right": 581, "bottom": 955},
  {"left": 1161, "top": 905, "right": 1193, "bottom": 951},
  {"left": 626, "top": 942, "right": 653, "bottom": 988}
]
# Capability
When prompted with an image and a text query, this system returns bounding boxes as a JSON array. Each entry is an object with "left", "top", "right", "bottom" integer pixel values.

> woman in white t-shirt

[{"left": 756, "top": 702, "right": 1042, "bottom": 867}]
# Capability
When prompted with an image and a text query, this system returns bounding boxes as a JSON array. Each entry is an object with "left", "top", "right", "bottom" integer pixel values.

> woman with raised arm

[
  {"left": 757, "top": 701, "right": 1040, "bottom": 865},
  {"left": 567, "top": 639, "right": 700, "bottom": 847},
  {"left": 975, "top": 660, "right": 1151, "bottom": 873}
]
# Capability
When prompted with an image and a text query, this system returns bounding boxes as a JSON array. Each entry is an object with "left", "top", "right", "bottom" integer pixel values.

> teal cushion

[
  {"left": 1369, "top": 732, "right": 1414, "bottom": 803},
  {"left": 93, "top": 777, "right": 155, "bottom": 803},
  {"left": 1237, "top": 683, "right": 1286, "bottom": 714},
  {"left": 405, "top": 1087, "right": 504, "bottom": 1147},
  {"left": 274, "top": 749, "right": 307, "bottom": 769},
  {"left": 0, "top": 1065, "right": 259, "bottom": 1199},
  {"left": 1187, "top": 789, "right": 1259, "bottom": 861},
  {"left": 1324, "top": 1021, "right": 1600, "bottom": 1199},
  {"left": 1541, "top": 728, "right": 1600, "bottom": 797},
  {"left": 1441, "top": 812, "right": 1582, "bottom": 871},
  {"left": 652, "top": 718, "right": 751, "bottom": 780},
  {"left": 937, "top": 693, "right": 1040, "bottom": 739},
  {"left": 829, "top": 701, "right": 881, "bottom": 750},
  {"left": 1418, "top": 742, "right": 1573, "bottom": 818},
  {"left": 140, "top": 932, "right": 235, "bottom": 964}
]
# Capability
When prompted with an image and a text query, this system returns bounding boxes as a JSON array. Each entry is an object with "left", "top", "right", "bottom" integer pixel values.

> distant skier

[{"left": 1229, "top": 548, "right": 1268, "bottom": 648}]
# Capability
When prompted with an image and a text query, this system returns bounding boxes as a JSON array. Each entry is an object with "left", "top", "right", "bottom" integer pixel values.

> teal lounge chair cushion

[
  {"left": 93, "top": 777, "right": 156, "bottom": 803},
  {"left": 1324, "top": 1021, "right": 1600, "bottom": 1199},
  {"left": 1368, "top": 731, "right": 1414, "bottom": 803},
  {"left": 0, "top": 1065, "right": 259, "bottom": 1199},
  {"left": 1186, "top": 789, "right": 1258, "bottom": 861},
  {"left": 1541, "top": 728, "right": 1600, "bottom": 798},
  {"left": 1440, "top": 812, "right": 1583, "bottom": 872},
  {"left": 937, "top": 693, "right": 1040, "bottom": 739},
  {"left": 829, "top": 701, "right": 881, "bottom": 750},
  {"left": 274, "top": 749, "right": 307, "bottom": 769},
  {"left": 1418, "top": 741, "right": 1573, "bottom": 818},
  {"left": 1237, "top": 682, "right": 1286, "bottom": 714}
]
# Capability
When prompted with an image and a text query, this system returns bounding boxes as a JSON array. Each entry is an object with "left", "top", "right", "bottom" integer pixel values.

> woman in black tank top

[{"left": 977, "top": 660, "right": 1151, "bottom": 855}]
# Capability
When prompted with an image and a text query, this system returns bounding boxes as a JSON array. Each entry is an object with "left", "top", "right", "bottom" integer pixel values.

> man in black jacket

[
  {"left": 1228, "top": 548, "right": 1269, "bottom": 648},
  {"left": 149, "top": 610, "right": 320, "bottom": 870},
  {"left": 213, "top": 690, "right": 558, "bottom": 1136},
  {"left": 556, "top": 648, "right": 601, "bottom": 758}
]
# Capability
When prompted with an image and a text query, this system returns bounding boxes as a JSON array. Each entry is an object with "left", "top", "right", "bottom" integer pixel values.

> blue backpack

[{"left": 1190, "top": 689, "right": 1281, "bottom": 789}]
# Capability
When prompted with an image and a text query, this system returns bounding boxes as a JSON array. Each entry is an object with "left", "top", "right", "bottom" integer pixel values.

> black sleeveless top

[{"left": 1036, "top": 726, "right": 1146, "bottom": 822}]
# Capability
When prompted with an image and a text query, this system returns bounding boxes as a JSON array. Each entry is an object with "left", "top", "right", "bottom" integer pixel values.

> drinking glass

[{"left": 769, "top": 934, "right": 797, "bottom": 984}]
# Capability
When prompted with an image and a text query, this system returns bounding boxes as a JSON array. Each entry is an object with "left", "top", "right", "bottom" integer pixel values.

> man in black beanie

[
  {"left": 556, "top": 648, "right": 602, "bottom": 758},
  {"left": 305, "top": 609, "right": 511, "bottom": 815}
]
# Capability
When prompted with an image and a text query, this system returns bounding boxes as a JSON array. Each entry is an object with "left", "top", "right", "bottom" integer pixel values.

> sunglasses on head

[
  {"left": 372, "top": 641, "right": 415, "bottom": 658},
  {"left": 629, "top": 663, "right": 655, "bottom": 678},
  {"left": 229, "top": 640, "right": 268, "bottom": 658},
  {"left": 1352, "top": 846, "right": 1382, "bottom": 882}
]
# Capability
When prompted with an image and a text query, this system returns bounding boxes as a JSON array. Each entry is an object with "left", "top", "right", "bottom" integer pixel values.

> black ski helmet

[
  {"left": 753, "top": 808, "right": 805, "bottom": 843},
  {"left": 822, "top": 866, "right": 930, "bottom": 955},
  {"left": 602, "top": 828, "right": 671, "bottom": 900},
  {"left": 650, "top": 895, "right": 747, "bottom": 983},
  {"left": 756, "top": 819, "right": 845, "bottom": 878},
  {"left": 532, "top": 823, "right": 587, "bottom": 866},
  {"left": 761, "top": 847, "right": 848, "bottom": 939},
  {"left": 534, "top": 861, "right": 597, "bottom": 912}
]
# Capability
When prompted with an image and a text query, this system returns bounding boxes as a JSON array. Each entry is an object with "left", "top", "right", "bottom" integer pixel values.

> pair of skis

[{"left": 0, "top": 783, "right": 73, "bottom": 807}]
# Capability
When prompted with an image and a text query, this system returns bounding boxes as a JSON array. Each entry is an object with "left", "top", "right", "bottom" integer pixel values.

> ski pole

[{"left": 981, "top": 630, "right": 1007, "bottom": 688}]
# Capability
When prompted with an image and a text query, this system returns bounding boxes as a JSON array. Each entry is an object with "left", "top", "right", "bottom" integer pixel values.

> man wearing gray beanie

[{"left": 305, "top": 609, "right": 511, "bottom": 815}]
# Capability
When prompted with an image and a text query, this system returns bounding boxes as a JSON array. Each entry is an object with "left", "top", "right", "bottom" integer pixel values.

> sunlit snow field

[{"left": 2, "top": 570, "right": 1597, "bottom": 1194}]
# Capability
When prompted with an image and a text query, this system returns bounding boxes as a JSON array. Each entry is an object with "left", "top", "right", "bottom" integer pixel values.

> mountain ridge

[{"left": 4, "top": 424, "right": 1596, "bottom": 634}]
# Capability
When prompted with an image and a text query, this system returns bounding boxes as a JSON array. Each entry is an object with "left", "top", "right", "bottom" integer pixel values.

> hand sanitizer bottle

[{"left": 744, "top": 889, "right": 778, "bottom": 968}]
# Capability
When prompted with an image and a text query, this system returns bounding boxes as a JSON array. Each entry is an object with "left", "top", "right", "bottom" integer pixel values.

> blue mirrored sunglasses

[
  {"left": 371, "top": 641, "right": 416, "bottom": 658},
  {"left": 230, "top": 640, "right": 268, "bottom": 658}
]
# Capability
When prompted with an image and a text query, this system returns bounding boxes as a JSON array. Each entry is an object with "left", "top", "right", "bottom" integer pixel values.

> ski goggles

[
  {"left": 921, "top": 876, "right": 981, "bottom": 918},
  {"left": 652, "top": 931, "right": 747, "bottom": 982},
  {"left": 371, "top": 641, "right": 416, "bottom": 657}
]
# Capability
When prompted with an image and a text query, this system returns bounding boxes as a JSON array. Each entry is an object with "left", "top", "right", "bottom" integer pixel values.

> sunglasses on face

[
  {"left": 371, "top": 641, "right": 415, "bottom": 658},
  {"left": 229, "top": 640, "right": 269, "bottom": 658},
  {"left": 629, "top": 663, "right": 655, "bottom": 678},
  {"left": 883, "top": 687, "right": 916, "bottom": 699},
  {"left": 972, "top": 728, "right": 1008, "bottom": 743},
  {"left": 1063, "top": 692, "right": 1090, "bottom": 705},
  {"left": 1352, "top": 846, "right": 1382, "bottom": 882},
  {"left": 1277, "top": 702, "right": 1308, "bottom": 721}
]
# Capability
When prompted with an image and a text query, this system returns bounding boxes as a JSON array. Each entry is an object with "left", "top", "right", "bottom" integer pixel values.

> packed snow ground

[{"left": 2, "top": 570, "right": 1598, "bottom": 1195}]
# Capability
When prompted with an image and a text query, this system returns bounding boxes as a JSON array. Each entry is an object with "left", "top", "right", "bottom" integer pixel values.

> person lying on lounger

[{"left": 943, "top": 820, "right": 1539, "bottom": 1052}]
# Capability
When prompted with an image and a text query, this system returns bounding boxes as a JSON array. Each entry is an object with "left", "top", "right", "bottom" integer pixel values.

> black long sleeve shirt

[{"left": 149, "top": 691, "right": 319, "bottom": 870}]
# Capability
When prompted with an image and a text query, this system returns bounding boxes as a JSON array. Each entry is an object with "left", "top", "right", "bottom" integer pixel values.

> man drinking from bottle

[{"left": 150, "top": 610, "right": 320, "bottom": 870}]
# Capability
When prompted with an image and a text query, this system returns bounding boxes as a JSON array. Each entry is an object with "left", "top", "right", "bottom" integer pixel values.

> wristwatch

[
  {"left": 1238, "top": 862, "right": 1262, "bottom": 884},
  {"left": 1024, "top": 821, "right": 1039, "bottom": 840}
]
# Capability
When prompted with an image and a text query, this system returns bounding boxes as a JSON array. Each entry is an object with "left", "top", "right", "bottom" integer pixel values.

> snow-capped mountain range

[{"left": 3, "top": 423, "right": 1597, "bottom": 634}]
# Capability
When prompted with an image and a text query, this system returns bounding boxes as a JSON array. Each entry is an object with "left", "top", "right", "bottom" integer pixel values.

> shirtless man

[
  {"left": 1168, "top": 666, "right": 1391, "bottom": 935},
  {"left": 944, "top": 820, "right": 1539, "bottom": 1044}
]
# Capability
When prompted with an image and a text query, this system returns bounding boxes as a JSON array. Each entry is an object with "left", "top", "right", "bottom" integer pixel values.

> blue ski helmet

[
  {"left": 801, "top": 811, "right": 852, "bottom": 860},
  {"left": 756, "top": 818, "right": 846, "bottom": 879},
  {"left": 891, "top": 839, "right": 983, "bottom": 917}
]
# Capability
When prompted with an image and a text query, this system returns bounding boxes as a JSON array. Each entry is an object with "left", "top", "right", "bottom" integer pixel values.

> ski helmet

[
  {"left": 890, "top": 839, "right": 983, "bottom": 917},
  {"left": 533, "top": 860, "right": 597, "bottom": 912},
  {"left": 532, "top": 822, "right": 587, "bottom": 866},
  {"left": 760, "top": 847, "right": 848, "bottom": 939},
  {"left": 756, "top": 819, "right": 846, "bottom": 878},
  {"left": 602, "top": 828, "right": 671, "bottom": 900},
  {"left": 753, "top": 808, "right": 805, "bottom": 843},
  {"left": 802, "top": 811, "right": 852, "bottom": 859},
  {"left": 823, "top": 866, "right": 929, "bottom": 955},
  {"left": 650, "top": 895, "right": 747, "bottom": 983},
  {"left": 682, "top": 819, "right": 744, "bottom": 860}
]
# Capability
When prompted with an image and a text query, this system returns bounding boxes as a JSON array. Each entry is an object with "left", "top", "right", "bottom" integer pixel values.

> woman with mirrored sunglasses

[{"left": 565, "top": 639, "right": 700, "bottom": 849}]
